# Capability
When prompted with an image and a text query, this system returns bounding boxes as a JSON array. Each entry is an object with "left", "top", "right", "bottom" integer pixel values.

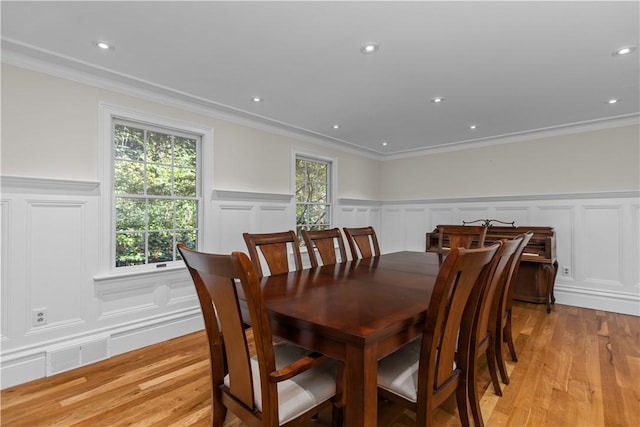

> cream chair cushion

[
  {"left": 377, "top": 339, "right": 421, "bottom": 402},
  {"left": 378, "top": 339, "right": 457, "bottom": 403},
  {"left": 225, "top": 341, "right": 336, "bottom": 424}
]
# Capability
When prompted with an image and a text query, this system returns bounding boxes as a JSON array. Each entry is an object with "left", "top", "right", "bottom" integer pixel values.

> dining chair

[
  {"left": 495, "top": 231, "right": 534, "bottom": 385},
  {"left": 467, "top": 236, "right": 523, "bottom": 427},
  {"left": 437, "top": 225, "right": 488, "bottom": 252},
  {"left": 376, "top": 242, "right": 501, "bottom": 427},
  {"left": 343, "top": 226, "right": 381, "bottom": 259},
  {"left": 177, "top": 244, "right": 341, "bottom": 427},
  {"left": 301, "top": 228, "right": 348, "bottom": 267},
  {"left": 243, "top": 230, "right": 303, "bottom": 277}
]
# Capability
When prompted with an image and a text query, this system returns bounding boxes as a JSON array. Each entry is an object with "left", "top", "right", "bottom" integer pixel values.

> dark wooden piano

[{"left": 426, "top": 225, "right": 558, "bottom": 312}]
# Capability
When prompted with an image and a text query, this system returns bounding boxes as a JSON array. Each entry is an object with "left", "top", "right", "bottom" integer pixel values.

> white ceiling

[{"left": 2, "top": 1, "right": 639, "bottom": 156}]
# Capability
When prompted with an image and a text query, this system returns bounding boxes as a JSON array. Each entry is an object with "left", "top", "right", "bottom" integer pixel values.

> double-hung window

[
  {"left": 112, "top": 120, "right": 200, "bottom": 268},
  {"left": 295, "top": 156, "right": 332, "bottom": 241}
]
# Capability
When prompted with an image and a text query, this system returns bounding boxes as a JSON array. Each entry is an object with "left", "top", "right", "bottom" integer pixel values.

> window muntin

[
  {"left": 295, "top": 157, "right": 331, "bottom": 242},
  {"left": 113, "top": 121, "right": 200, "bottom": 268}
]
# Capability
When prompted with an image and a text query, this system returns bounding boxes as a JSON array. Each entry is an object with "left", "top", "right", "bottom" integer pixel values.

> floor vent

[{"left": 47, "top": 337, "right": 109, "bottom": 375}]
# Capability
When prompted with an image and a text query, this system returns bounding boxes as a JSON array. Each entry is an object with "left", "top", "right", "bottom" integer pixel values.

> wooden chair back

[
  {"left": 501, "top": 232, "right": 534, "bottom": 319},
  {"left": 413, "top": 243, "right": 500, "bottom": 425},
  {"left": 495, "top": 232, "right": 534, "bottom": 383},
  {"left": 177, "top": 244, "right": 336, "bottom": 426},
  {"left": 343, "top": 226, "right": 381, "bottom": 259},
  {"left": 474, "top": 237, "right": 523, "bottom": 350},
  {"left": 467, "top": 237, "right": 523, "bottom": 426},
  {"left": 437, "top": 225, "right": 488, "bottom": 252},
  {"left": 301, "top": 228, "right": 347, "bottom": 267},
  {"left": 242, "top": 230, "right": 303, "bottom": 277}
]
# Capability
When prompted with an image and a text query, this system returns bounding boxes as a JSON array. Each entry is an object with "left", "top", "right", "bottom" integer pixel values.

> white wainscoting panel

[
  {"left": 630, "top": 204, "right": 640, "bottom": 288},
  {"left": 379, "top": 192, "right": 639, "bottom": 316},
  {"left": 537, "top": 205, "right": 575, "bottom": 281},
  {"left": 1, "top": 178, "right": 638, "bottom": 389},
  {"left": 582, "top": 204, "right": 624, "bottom": 287},
  {"left": 1, "top": 200, "right": 10, "bottom": 340},
  {"left": 404, "top": 208, "right": 429, "bottom": 252},
  {"left": 27, "top": 200, "right": 87, "bottom": 331},
  {"left": 0, "top": 177, "right": 203, "bottom": 389}
]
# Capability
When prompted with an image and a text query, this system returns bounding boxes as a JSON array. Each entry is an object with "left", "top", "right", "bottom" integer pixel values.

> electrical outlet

[
  {"left": 562, "top": 266, "right": 571, "bottom": 276},
  {"left": 33, "top": 308, "right": 47, "bottom": 326}
]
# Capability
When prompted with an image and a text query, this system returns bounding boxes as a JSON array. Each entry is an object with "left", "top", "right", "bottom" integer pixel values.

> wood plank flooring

[{"left": 2, "top": 301, "right": 639, "bottom": 426}]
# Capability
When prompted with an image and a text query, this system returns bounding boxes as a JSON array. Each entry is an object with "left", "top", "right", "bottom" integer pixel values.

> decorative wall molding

[
  {"left": 378, "top": 193, "right": 639, "bottom": 316},
  {"left": 338, "top": 198, "right": 382, "bottom": 206},
  {"left": 380, "top": 190, "right": 640, "bottom": 205},
  {"left": 212, "top": 189, "right": 293, "bottom": 203},
  {"left": 1, "top": 308, "right": 202, "bottom": 388},
  {"left": 5, "top": 42, "right": 637, "bottom": 161},
  {"left": 383, "top": 115, "right": 640, "bottom": 159},
  {"left": 0, "top": 175, "right": 100, "bottom": 195},
  {"left": 2, "top": 185, "right": 638, "bottom": 389},
  {"left": 555, "top": 284, "right": 640, "bottom": 316},
  {"left": 2, "top": 42, "right": 382, "bottom": 161},
  {"left": 1, "top": 200, "right": 10, "bottom": 340}
]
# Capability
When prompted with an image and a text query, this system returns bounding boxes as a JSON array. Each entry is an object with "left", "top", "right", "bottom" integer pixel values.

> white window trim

[
  {"left": 291, "top": 149, "right": 338, "bottom": 232},
  {"left": 97, "top": 102, "right": 214, "bottom": 278}
]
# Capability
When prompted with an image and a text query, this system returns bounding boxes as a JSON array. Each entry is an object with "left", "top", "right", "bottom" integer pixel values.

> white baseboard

[
  {"left": 0, "top": 310, "right": 203, "bottom": 389},
  {"left": 554, "top": 285, "right": 640, "bottom": 316}
]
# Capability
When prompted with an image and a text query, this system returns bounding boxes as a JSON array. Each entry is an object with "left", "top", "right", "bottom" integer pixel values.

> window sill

[{"left": 94, "top": 264, "right": 187, "bottom": 283}]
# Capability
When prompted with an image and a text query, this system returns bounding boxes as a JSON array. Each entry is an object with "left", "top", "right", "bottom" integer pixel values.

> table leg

[{"left": 344, "top": 344, "right": 378, "bottom": 427}]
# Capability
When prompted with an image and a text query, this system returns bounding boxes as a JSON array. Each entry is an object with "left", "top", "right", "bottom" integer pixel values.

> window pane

[
  {"left": 176, "top": 200, "right": 197, "bottom": 229},
  {"left": 112, "top": 119, "right": 200, "bottom": 269},
  {"left": 148, "top": 199, "right": 174, "bottom": 230},
  {"left": 114, "top": 160, "right": 144, "bottom": 195},
  {"left": 308, "top": 204, "right": 329, "bottom": 225},
  {"left": 148, "top": 231, "right": 174, "bottom": 263},
  {"left": 296, "top": 183, "right": 308, "bottom": 202},
  {"left": 114, "top": 125, "right": 144, "bottom": 161},
  {"left": 307, "top": 183, "right": 327, "bottom": 203},
  {"left": 147, "top": 131, "right": 172, "bottom": 164},
  {"left": 116, "top": 232, "right": 146, "bottom": 267},
  {"left": 307, "top": 162, "right": 327, "bottom": 181},
  {"left": 174, "top": 167, "right": 196, "bottom": 197},
  {"left": 296, "top": 204, "right": 309, "bottom": 224},
  {"left": 174, "top": 136, "right": 197, "bottom": 167},
  {"left": 176, "top": 230, "right": 197, "bottom": 254},
  {"left": 146, "top": 164, "right": 173, "bottom": 195},
  {"left": 116, "top": 198, "right": 146, "bottom": 231}
]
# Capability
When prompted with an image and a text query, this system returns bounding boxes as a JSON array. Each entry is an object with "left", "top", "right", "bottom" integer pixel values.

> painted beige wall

[
  {"left": 1, "top": 64, "right": 380, "bottom": 199},
  {"left": 3, "top": 64, "right": 637, "bottom": 202},
  {"left": 380, "top": 125, "right": 640, "bottom": 200}
]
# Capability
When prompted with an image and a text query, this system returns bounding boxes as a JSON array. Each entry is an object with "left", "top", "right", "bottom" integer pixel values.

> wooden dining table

[{"left": 245, "top": 251, "right": 442, "bottom": 427}]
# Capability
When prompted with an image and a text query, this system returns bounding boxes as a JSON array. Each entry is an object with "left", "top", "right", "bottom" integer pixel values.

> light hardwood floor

[{"left": 2, "top": 301, "right": 639, "bottom": 426}]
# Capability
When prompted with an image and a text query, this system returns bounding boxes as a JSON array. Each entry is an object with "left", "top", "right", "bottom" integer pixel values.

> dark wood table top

[{"left": 250, "top": 251, "right": 442, "bottom": 426}]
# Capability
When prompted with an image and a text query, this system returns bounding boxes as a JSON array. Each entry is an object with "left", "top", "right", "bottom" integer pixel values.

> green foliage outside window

[
  {"left": 296, "top": 157, "right": 330, "bottom": 242},
  {"left": 114, "top": 123, "right": 199, "bottom": 267}
]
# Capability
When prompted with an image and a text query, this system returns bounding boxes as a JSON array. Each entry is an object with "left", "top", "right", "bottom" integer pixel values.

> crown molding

[
  {"left": 2, "top": 38, "right": 638, "bottom": 161},
  {"left": 1, "top": 39, "right": 384, "bottom": 161},
  {"left": 384, "top": 114, "right": 640, "bottom": 160}
]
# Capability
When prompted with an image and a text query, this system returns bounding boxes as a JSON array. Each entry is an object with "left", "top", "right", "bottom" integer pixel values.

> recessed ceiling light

[
  {"left": 431, "top": 97, "right": 444, "bottom": 104},
  {"left": 607, "top": 98, "right": 619, "bottom": 104},
  {"left": 381, "top": 141, "right": 388, "bottom": 146},
  {"left": 360, "top": 43, "right": 379, "bottom": 54},
  {"left": 469, "top": 124, "right": 478, "bottom": 130},
  {"left": 94, "top": 41, "right": 113, "bottom": 50},
  {"left": 613, "top": 46, "right": 636, "bottom": 56},
  {"left": 252, "top": 97, "right": 263, "bottom": 102},
  {"left": 332, "top": 124, "right": 340, "bottom": 129}
]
